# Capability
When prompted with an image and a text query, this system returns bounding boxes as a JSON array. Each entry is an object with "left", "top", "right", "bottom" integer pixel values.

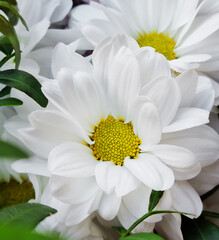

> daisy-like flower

[
  {"left": 13, "top": 35, "right": 219, "bottom": 234},
  {"left": 70, "top": 0, "right": 219, "bottom": 81}
]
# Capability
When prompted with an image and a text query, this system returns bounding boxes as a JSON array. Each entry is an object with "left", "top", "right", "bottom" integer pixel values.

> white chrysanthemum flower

[
  {"left": 13, "top": 36, "right": 219, "bottom": 233},
  {"left": 70, "top": 0, "right": 219, "bottom": 80}
]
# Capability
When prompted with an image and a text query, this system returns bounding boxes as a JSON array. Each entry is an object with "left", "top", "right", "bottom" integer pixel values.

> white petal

[
  {"left": 64, "top": 191, "right": 102, "bottom": 225},
  {"left": 50, "top": 175, "right": 99, "bottom": 204},
  {"left": 163, "top": 107, "right": 209, "bottom": 133},
  {"left": 162, "top": 125, "right": 219, "bottom": 167},
  {"left": 127, "top": 96, "right": 162, "bottom": 146},
  {"left": 49, "top": 0, "right": 72, "bottom": 23},
  {"left": 170, "top": 181, "right": 203, "bottom": 218},
  {"left": 141, "top": 77, "right": 181, "bottom": 127},
  {"left": 190, "top": 161, "right": 219, "bottom": 195},
  {"left": 175, "top": 69, "right": 198, "bottom": 107},
  {"left": 12, "top": 157, "right": 49, "bottom": 177},
  {"left": 22, "top": 18, "right": 50, "bottom": 55},
  {"left": 92, "top": 35, "right": 139, "bottom": 89},
  {"left": 98, "top": 192, "right": 121, "bottom": 220},
  {"left": 29, "top": 48, "right": 53, "bottom": 78},
  {"left": 118, "top": 201, "right": 155, "bottom": 232},
  {"left": 52, "top": 42, "right": 92, "bottom": 78},
  {"left": 19, "top": 110, "right": 87, "bottom": 158},
  {"left": 124, "top": 153, "right": 174, "bottom": 190},
  {"left": 156, "top": 213, "right": 183, "bottom": 240},
  {"left": 57, "top": 69, "right": 108, "bottom": 132},
  {"left": 146, "top": 145, "right": 201, "bottom": 180},
  {"left": 48, "top": 142, "right": 97, "bottom": 178},
  {"left": 106, "top": 46, "right": 141, "bottom": 119},
  {"left": 123, "top": 184, "right": 150, "bottom": 219},
  {"left": 135, "top": 47, "right": 170, "bottom": 86},
  {"left": 192, "top": 74, "right": 215, "bottom": 111},
  {"left": 178, "top": 13, "right": 219, "bottom": 48},
  {"left": 70, "top": 4, "right": 106, "bottom": 23},
  {"left": 95, "top": 161, "right": 140, "bottom": 196}
]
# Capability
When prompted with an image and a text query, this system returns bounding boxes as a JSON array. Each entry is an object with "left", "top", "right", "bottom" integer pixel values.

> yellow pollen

[
  {"left": 136, "top": 30, "right": 177, "bottom": 60},
  {"left": 0, "top": 179, "right": 35, "bottom": 209},
  {"left": 90, "top": 115, "right": 141, "bottom": 166}
]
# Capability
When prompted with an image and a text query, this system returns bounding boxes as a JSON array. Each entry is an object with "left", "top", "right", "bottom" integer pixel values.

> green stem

[{"left": 122, "top": 210, "right": 194, "bottom": 238}]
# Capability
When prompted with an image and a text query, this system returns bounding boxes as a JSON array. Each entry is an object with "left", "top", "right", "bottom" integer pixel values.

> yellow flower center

[
  {"left": 90, "top": 115, "right": 141, "bottom": 166},
  {"left": 136, "top": 30, "right": 177, "bottom": 60},
  {"left": 0, "top": 179, "right": 35, "bottom": 209}
]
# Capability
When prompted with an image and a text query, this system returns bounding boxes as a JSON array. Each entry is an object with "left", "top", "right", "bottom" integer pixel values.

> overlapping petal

[{"left": 124, "top": 153, "right": 174, "bottom": 190}]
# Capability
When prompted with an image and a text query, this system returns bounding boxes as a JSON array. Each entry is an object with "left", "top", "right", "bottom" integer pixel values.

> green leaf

[
  {"left": 0, "top": 203, "right": 57, "bottom": 228},
  {"left": 0, "top": 14, "right": 20, "bottom": 68},
  {"left": 148, "top": 190, "right": 164, "bottom": 212},
  {"left": 0, "top": 1, "right": 28, "bottom": 30},
  {"left": 0, "top": 225, "right": 62, "bottom": 240},
  {"left": 202, "top": 211, "right": 219, "bottom": 219},
  {"left": 182, "top": 216, "right": 219, "bottom": 240},
  {"left": 0, "top": 97, "right": 22, "bottom": 106},
  {"left": 0, "top": 69, "right": 48, "bottom": 107},
  {"left": 0, "top": 139, "right": 29, "bottom": 159},
  {"left": 120, "top": 232, "right": 165, "bottom": 240},
  {"left": 0, "top": 86, "right": 11, "bottom": 97},
  {"left": 0, "top": 36, "right": 13, "bottom": 55}
]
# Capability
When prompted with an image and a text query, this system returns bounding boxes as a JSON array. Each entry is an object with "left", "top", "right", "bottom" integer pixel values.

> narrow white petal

[
  {"left": 52, "top": 42, "right": 92, "bottom": 78},
  {"left": 175, "top": 69, "right": 198, "bottom": 108},
  {"left": 124, "top": 153, "right": 174, "bottom": 190},
  {"left": 50, "top": 175, "right": 99, "bottom": 205},
  {"left": 141, "top": 77, "right": 181, "bottom": 127},
  {"left": 162, "top": 125, "right": 219, "bottom": 167},
  {"left": 106, "top": 46, "right": 141, "bottom": 119},
  {"left": 48, "top": 142, "right": 97, "bottom": 178},
  {"left": 178, "top": 13, "right": 219, "bottom": 48},
  {"left": 136, "top": 47, "right": 170, "bottom": 86},
  {"left": 190, "top": 161, "right": 219, "bottom": 195},
  {"left": 123, "top": 184, "right": 151, "bottom": 219},
  {"left": 127, "top": 96, "right": 162, "bottom": 146},
  {"left": 12, "top": 157, "right": 49, "bottom": 177},
  {"left": 98, "top": 192, "right": 121, "bottom": 220},
  {"left": 95, "top": 161, "right": 140, "bottom": 196},
  {"left": 170, "top": 181, "right": 203, "bottom": 218},
  {"left": 163, "top": 107, "right": 209, "bottom": 133},
  {"left": 156, "top": 213, "right": 183, "bottom": 240},
  {"left": 57, "top": 69, "right": 108, "bottom": 132},
  {"left": 92, "top": 35, "right": 139, "bottom": 94},
  {"left": 118, "top": 201, "right": 155, "bottom": 232},
  {"left": 19, "top": 110, "right": 87, "bottom": 158},
  {"left": 192, "top": 74, "right": 215, "bottom": 111},
  {"left": 22, "top": 18, "right": 49, "bottom": 55},
  {"left": 146, "top": 145, "right": 201, "bottom": 180}
]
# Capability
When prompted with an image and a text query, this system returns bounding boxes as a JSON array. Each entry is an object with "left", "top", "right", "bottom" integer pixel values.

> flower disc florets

[
  {"left": 90, "top": 115, "right": 141, "bottom": 166},
  {"left": 136, "top": 31, "right": 177, "bottom": 60}
]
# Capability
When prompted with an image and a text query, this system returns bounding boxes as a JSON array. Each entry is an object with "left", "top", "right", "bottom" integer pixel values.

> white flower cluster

[{"left": 1, "top": 0, "right": 219, "bottom": 239}]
